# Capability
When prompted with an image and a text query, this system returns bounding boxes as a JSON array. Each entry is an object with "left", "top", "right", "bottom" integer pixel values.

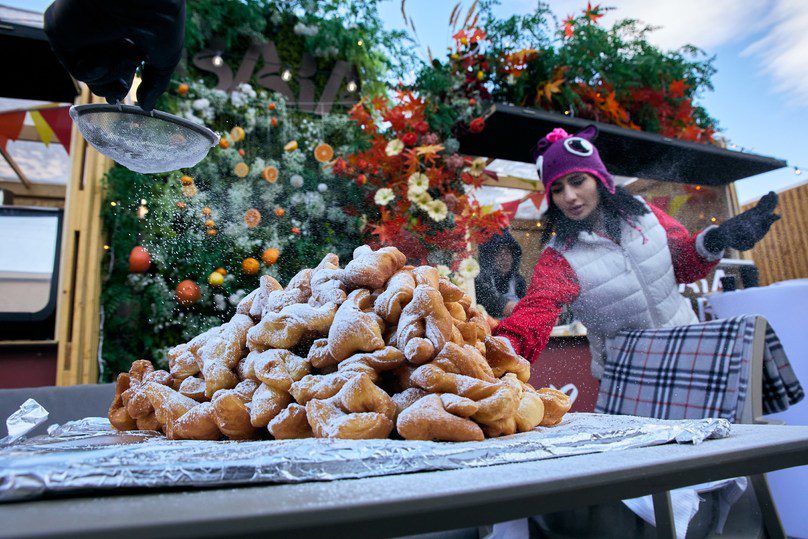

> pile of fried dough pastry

[{"left": 109, "top": 246, "right": 571, "bottom": 441}]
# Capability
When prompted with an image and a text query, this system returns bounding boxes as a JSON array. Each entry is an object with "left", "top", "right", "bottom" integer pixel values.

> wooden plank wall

[
  {"left": 740, "top": 181, "right": 808, "bottom": 285},
  {"left": 54, "top": 88, "right": 112, "bottom": 385}
]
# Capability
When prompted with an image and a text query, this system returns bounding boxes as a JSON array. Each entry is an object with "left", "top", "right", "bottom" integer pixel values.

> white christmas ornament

[
  {"left": 290, "top": 174, "right": 304, "bottom": 188},
  {"left": 317, "top": 183, "right": 328, "bottom": 192}
]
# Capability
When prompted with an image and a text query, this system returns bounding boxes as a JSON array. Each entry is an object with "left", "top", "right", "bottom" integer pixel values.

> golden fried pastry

[
  {"left": 247, "top": 275, "right": 284, "bottom": 319},
  {"left": 337, "top": 346, "right": 406, "bottom": 380},
  {"left": 538, "top": 387, "right": 572, "bottom": 426},
  {"left": 263, "top": 269, "right": 313, "bottom": 314},
  {"left": 247, "top": 301, "right": 337, "bottom": 351},
  {"left": 211, "top": 380, "right": 259, "bottom": 439},
  {"left": 289, "top": 372, "right": 357, "bottom": 404},
  {"left": 167, "top": 342, "right": 201, "bottom": 380},
  {"left": 391, "top": 387, "right": 429, "bottom": 418},
  {"left": 306, "top": 338, "right": 337, "bottom": 369},
  {"left": 268, "top": 403, "right": 313, "bottom": 439},
  {"left": 309, "top": 253, "right": 347, "bottom": 307},
  {"left": 394, "top": 284, "right": 454, "bottom": 364},
  {"left": 328, "top": 289, "right": 385, "bottom": 362},
  {"left": 444, "top": 301, "right": 467, "bottom": 322},
  {"left": 411, "top": 265, "right": 440, "bottom": 288},
  {"left": 305, "top": 373, "right": 395, "bottom": 439},
  {"left": 198, "top": 313, "right": 254, "bottom": 398},
  {"left": 178, "top": 376, "right": 207, "bottom": 402},
  {"left": 168, "top": 401, "right": 220, "bottom": 440},
  {"left": 144, "top": 382, "right": 220, "bottom": 440},
  {"left": 515, "top": 380, "right": 545, "bottom": 433},
  {"left": 373, "top": 269, "right": 415, "bottom": 324},
  {"left": 251, "top": 382, "right": 292, "bottom": 428},
  {"left": 119, "top": 360, "right": 174, "bottom": 430},
  {"left": 484, "top": 335, "right": 531, "bottom": 383},
  {"left": 397, "top": 394, "right": 484, "bottom": 442},
  {"left": 252, "top": 349, "right": 311, "bottom": 391},
  {"left": 438, "top": 277, "right": 465, "bottom": 302},
  {"left": 108, "top": 373, "right": 137, "bottom": 431},
  {"left": 340, "top": 245, "right": 407, "bottom": 290}
]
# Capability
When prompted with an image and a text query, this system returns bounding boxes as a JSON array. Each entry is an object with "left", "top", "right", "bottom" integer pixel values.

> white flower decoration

[
  {"left": 468, "top": 157, "right": 487, "bottom": 177},
  {"left": 457, "top": 257, "right": 481, "bottom": 280},
  {"left": 426, "top": 200, "right": 448, "bottom": 222},
  {"left": 374, "top": 188, "right": 395, "bottom": 206},
  {"left": 407, "top": 172, "right": 430, "bottom": 194},
  {"left": 385, "top": 139, "right": 404, "bottom": 156},
  {"left": 408, "top": 189, "right": 432, "bottom": 207},
  {"left": 436, "top": 265, "right": 452, "bottom": 278}
]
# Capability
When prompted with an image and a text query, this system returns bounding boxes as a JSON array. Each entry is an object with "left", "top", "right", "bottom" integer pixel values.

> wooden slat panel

[
  {"left": 741, "top": 182, "right": 808, "bottom": 285},
  {"left": 54, "top": 87, "right": 111, "bottom": 386}
]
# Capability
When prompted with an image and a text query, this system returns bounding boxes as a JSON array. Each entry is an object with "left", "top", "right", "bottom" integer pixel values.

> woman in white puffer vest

[{"left": 494, "top": 125, "right": 780, "bottom": 378}]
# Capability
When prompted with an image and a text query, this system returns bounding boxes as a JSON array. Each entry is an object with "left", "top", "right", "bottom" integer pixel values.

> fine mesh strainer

[{"left": 70, "top": 104, "right": 219, "bottom": 174}]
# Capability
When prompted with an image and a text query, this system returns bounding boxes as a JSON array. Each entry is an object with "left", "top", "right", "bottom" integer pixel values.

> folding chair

[{"left": 597, "top": 316, "right": 787, "bottom": 539}]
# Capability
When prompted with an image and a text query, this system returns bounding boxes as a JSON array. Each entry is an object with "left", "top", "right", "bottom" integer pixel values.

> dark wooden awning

[
  {"left": 459, "top": 104, "right": 787, "bottom": 186},
  {"left": 0, "top": 7, "right": 79, "bottom": 103}
]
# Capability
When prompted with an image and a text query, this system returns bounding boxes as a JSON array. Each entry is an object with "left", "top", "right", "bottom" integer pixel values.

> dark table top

[{"left": 2, "top": 423, "right": 807, "bottom": 539}]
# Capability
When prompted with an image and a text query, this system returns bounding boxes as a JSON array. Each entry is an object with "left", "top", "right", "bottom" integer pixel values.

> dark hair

[{"left": 540, "top": 182, "right": 649, "bottom": 247}]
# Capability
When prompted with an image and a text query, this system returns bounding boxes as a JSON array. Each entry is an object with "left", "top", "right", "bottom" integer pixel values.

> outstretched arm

[{"left": 493, "top": 248, "right": 579, "bottom": 363}]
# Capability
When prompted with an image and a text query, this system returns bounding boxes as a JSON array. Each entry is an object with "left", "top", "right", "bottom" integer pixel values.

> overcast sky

[{"left": 5, "top": 0, "right": 807, "bottom": 203}]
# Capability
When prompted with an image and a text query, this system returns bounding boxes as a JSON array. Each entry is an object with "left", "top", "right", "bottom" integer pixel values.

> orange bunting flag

[{"left": 0, "top": 110, "right": 25, "bottom": 151}]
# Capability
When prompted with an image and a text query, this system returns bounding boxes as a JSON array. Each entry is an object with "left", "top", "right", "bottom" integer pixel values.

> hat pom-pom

[{"left": 546, "top": 128, "right": 570, "bottom": 143}]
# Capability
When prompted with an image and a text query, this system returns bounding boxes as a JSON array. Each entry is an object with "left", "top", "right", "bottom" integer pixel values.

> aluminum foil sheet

[{"left": 0, "top": 410, "right": 729, "bottom": 503}]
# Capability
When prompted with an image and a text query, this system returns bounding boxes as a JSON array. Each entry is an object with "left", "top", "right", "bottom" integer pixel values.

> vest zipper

[{"left": 621, "top": 233, "right": 661, "bottom": 328}]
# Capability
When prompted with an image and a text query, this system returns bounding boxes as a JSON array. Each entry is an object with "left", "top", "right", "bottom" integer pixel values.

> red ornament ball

[
  {"left": 129, "top": 246, "right": 151, "bottom": 273},
  {"left": 401, "top": 132, "right": 417, "bottom": 146},
  {"left": 175, "top": 280, "right": 201, "bottom": 306}
]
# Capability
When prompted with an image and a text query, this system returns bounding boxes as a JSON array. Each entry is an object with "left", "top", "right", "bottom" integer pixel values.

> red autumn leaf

[
  {"left": 668, "top": 79, "right": 688, "bottom": 98},
  {"left": 584, "top": 2, "right": 604, "bottom": 23}
]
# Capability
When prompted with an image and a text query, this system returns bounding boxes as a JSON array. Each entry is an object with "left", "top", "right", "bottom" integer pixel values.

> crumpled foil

[
  {"left": 0, "top": 411, "right": 729, "bottom": 503},
  {"left": 0, "top": 399, "right": 48, "bottom": 447}
]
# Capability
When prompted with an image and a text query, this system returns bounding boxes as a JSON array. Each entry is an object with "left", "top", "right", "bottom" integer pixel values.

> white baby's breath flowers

[
  {"left": 457, "top": 257, "right": 481, "bottom": 280},
  {"left": 407, "top": 172, "right": 429, "bottom": 194},
  {"left": 426, "top": 199, "right": 448, "bottom": 222},
  {"left": 374, "top": 187, "right": 395, "bottom": 206},
  {"left": 385, "top": 139, "right": 404, "bottom": 156}
]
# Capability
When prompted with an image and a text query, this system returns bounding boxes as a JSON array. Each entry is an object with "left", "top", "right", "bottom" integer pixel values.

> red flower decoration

[
  {"left": 415, "top": 121, "right": 429, "bottom": 134},
  {"left": 402, "top": 132, "right": 418, "bottom": 146}
]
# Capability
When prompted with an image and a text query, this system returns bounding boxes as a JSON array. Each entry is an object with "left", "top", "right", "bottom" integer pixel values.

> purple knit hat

[{"left": 534, "top": 125, "right": 614, "bottom": 203}]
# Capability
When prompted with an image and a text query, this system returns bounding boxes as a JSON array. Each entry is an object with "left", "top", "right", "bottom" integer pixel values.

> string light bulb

[
  {"left": 211, "top": 54, "right": 223, "bottom": 67},
  {"left": 140, "top": 199, "right": 147, "bottom": 205},
  {"left": 357, "top": 39, "right": 364, "bottom": 46},
  {"left": 795, "top": 167, "right": 802, "bottom": 176},
  {"left": 110, "top": 201, "right": 117, "bottom": 207},
  {"left": 103, "top": 245, "right": 110, "bottom": 250},
  {"left": 281, "top": 69, "right": 292, "bottom": 82},
  {"left": 346, "top": 81, "right": 358, "bottom": 93},
  {"left": 710, "top": 217, "right": 717, "bottom": 223}
]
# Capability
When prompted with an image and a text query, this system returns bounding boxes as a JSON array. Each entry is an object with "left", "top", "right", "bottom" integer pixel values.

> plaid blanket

[{"left": 595, "top": 316, "right": 804, "bottom": 422}]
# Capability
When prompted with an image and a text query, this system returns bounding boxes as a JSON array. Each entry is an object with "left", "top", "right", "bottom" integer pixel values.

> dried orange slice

[
  {"left": 230, "top": 126, "right": 245, "bottom": 142},
  {"left": 180, "top": 175, "right": 194, "bottom": 185},
  {"left": 274, "top": 207, "right": 285, "bottom": 217},
  {"left": 244, "top": 208, "right": 261, "bottom": 228},
  {"left": 234, "top": 162, "right": 250, "bottom": 177},
  {"left": 314, "top": 142, "right": 334, "bottom": 163},
  {"left": 261, "top": 166, "right": 279, "bottom": 183}
]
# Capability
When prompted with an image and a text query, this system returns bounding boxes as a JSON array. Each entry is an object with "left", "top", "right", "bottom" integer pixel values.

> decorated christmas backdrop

[{"left": 100, "top": 0, "right": 720, "bottom": 379}]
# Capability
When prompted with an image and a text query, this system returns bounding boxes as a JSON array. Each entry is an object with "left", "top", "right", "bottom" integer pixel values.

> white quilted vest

[{"left": 548, "top": 199, "right": 698, "bottom": 378}]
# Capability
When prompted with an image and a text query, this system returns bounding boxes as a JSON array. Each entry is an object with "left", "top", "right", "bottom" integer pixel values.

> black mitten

[
  {"left": 44, "top": 0, "right": 185, "bottom": 111},
  {"left": 704, "top": 191, "right": 780, "bottom": 253}
]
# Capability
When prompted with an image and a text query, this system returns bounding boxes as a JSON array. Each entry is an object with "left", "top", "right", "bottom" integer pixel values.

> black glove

[
  {"left": 704, "top": 191, "right": 780, "bottom": 253},
  {"left": 44, "top": 0, "right": 185, "bottom": 111}
]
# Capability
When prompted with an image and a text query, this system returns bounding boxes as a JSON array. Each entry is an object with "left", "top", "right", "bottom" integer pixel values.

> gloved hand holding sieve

[
  {"left": 45, "top": 0, "right": 218, "bottom": 173},
  {"left": 69, "top": 103, "right": 219, "bottom": 174}
]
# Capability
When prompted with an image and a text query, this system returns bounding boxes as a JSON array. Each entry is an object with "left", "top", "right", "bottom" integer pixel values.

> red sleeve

[
  {"left": 649, "top": 204, "right": 720, "bottom": 283},
  {"left": 493, "top": 247, "right": 580, "bottom": 363}
]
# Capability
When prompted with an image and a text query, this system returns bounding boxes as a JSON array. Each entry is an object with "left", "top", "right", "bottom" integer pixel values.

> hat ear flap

[{"left": 575, "top": 124, "right": 599, "bottom": 141}]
